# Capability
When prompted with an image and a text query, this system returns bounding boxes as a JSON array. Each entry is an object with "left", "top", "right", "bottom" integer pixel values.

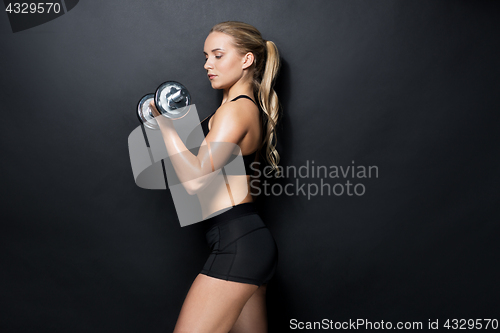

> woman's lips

[{"left": 208, "top": 74, "right": 217, "bottom": 80}]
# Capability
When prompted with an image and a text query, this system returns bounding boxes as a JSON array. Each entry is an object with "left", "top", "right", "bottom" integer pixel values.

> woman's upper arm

[
  {"left": 208, "top": 104, "right": 249, "bottom": 144},
  {"left": 185, "top": 105, "right": 249, "bottom": 193},
  {"left": 200, "top": 104, "right": 249, "bottom": 169}
]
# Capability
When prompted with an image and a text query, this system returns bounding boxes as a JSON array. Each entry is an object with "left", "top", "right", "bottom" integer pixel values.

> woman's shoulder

[
  {"left": 221, "top": 96, "right": 259, "bottom": 117},
  {"left": 211, "top": 98, "right": 258, "bottom": 130}
]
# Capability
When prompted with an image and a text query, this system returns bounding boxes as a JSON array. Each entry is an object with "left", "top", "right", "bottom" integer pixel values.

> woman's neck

[{"left": 221, "top": 79, "right": 254, "bottom": 106}]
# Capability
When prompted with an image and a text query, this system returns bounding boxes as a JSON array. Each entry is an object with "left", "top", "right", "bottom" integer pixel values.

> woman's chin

[{"left": 209, "top": 79, "right": 230, "bottom": 90}]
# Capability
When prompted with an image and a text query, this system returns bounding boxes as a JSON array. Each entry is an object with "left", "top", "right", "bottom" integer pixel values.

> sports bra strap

[{"left": 230, "top": 95, "right": 257, "bottom": 106}]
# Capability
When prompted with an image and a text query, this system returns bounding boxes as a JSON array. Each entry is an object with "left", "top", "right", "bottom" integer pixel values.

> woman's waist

[{"left": 203, "top": 202, "right": 260, "bottom": 232}]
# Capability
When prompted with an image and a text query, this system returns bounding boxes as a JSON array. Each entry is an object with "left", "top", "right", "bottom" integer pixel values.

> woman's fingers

[
  {"left": 149, "top": 100, "right": 161, "bottom": 117},
  {"left": 149, "top": 100, "right": 174, "bottom": 128}
]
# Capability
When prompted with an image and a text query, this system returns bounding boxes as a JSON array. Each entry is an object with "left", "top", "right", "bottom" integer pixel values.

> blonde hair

[{"left": 209, "top": 21, "right": 282, "bottom": 176}]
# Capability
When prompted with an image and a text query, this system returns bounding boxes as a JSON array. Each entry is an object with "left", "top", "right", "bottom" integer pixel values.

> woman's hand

[{"left": 149, "top": 100, "right": 173, "bottom": 128}]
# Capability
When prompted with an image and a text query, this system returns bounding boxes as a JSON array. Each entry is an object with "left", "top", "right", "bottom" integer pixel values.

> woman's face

[{"left": 204, "top": 32, "right": 247, "bottom": 90}]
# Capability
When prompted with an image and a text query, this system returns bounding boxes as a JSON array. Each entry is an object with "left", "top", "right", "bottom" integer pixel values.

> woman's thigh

[
  {"left": 174, "top": 274, "right": 259, "bottom": 333},
  {"left": 229, "top": 283, "right": 268, "bottom": 333}
]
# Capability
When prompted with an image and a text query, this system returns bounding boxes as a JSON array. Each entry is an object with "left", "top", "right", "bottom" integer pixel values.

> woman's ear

[{"left": 242, "top": 52, "right": 255, "bottom": 70}]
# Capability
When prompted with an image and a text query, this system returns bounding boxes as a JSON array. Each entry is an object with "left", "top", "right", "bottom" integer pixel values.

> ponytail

[{"left": 256, "top": 40, "right": 281, "bottom": 176}]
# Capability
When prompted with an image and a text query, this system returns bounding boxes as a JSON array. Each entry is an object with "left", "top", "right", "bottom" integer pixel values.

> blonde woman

[{"left": 151, "top": 21, "right": 281, "bottom": 332}]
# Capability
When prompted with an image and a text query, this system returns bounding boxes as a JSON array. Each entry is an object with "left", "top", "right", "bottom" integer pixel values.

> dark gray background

[{"left": 1, "top": 1, "right": 499, "bottom": 332}]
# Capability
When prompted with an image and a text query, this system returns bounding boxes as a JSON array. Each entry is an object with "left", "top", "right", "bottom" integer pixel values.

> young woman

[{"left": 151, "top": 21, "right": 281, "bottom": 332}]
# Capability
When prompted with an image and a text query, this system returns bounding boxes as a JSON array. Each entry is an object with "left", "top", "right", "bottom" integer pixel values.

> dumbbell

[{"left": 137, "top": 81, "right": 191, "bottom": 130}]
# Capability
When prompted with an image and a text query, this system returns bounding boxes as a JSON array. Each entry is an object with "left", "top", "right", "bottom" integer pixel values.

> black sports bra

[{"left": 200, "top": 95, "right": 260, "bottom": 175}]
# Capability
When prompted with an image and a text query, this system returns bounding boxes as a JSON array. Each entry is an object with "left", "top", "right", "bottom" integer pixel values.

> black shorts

[{"left": 200, "top": 202, "right": 278, "bottom": 287}]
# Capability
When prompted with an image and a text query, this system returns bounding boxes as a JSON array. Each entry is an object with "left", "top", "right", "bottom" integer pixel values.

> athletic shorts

[{"left": 200, "top": 202, "right": 278, "bottom": 286}]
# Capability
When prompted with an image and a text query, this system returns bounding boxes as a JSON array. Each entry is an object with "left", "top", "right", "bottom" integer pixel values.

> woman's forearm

[{"left": 157, "top": 119, "right": 212, "bottom": 193}]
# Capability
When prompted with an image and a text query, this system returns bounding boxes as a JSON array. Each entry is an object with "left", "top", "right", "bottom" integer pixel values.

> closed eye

[{"left": 204, "top": 55, "right": 222, "bottom": 62}]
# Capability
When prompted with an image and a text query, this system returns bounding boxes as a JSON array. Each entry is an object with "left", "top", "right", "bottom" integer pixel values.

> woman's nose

[{"left": 204, "top": 59, "right": 212, "bottom": 70}]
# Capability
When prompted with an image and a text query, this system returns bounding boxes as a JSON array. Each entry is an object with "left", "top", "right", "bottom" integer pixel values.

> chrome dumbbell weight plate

[
  {"left": 137, "top": 93, "right": 158, "bottom": 130},
  {"left": 155, "top": 81, "right": 191, "bottom": 120}
]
